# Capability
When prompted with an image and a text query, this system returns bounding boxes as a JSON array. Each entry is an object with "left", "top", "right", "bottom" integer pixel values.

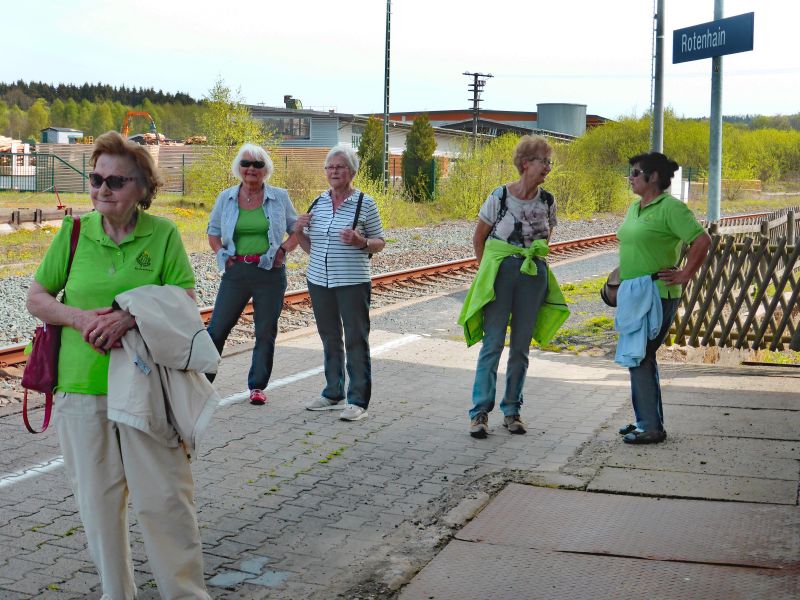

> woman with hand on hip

[
  {"left": 206, "top": 143, "right": 298, "bottom": 405},
  {"left": 294, "top": 145, "right": 385, "bottom": 421},
  {"left": 616, "top": 151, "right": 710, "bottom": 444}
]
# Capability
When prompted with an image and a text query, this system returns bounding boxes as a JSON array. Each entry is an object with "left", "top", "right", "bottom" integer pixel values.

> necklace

[{"left": 241, "top": 191, "right": 260, "bottom": 205}]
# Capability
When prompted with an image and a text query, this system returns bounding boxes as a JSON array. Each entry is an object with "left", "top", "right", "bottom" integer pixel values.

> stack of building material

[{"left": 0, "top": 136, "right": 22, "bottom": 152}]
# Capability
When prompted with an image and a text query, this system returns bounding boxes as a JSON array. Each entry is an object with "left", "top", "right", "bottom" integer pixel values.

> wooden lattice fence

[{"left": 672, "top": 208, "right": 800, "bottom": 351}]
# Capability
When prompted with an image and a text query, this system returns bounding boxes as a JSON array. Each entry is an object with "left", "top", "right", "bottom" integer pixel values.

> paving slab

[
  {"left": 588, "top": 466, "right": 799, "bottom": 504},
  {"left": 457, "top": 484, "right": 800, "bottom": 568}
]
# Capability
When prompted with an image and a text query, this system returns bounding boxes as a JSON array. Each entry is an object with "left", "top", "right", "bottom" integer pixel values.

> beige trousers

[{"left": 55, "top": 392, "right": 210, "bottom": 600}]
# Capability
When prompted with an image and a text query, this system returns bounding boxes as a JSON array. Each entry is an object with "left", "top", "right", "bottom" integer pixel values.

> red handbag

[{"left": 21, "top": 217, "right": 81, "bottom": 433}]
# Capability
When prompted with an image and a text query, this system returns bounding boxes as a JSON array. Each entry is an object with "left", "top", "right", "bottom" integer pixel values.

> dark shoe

[
  {"left": 470, "top": 413, "right": 489, "bottom": 438},
  {"left": 618, "top": 423, "right": 637, "bottom": 435},
  {"left": 623, "top": 429, "right": 667, "bottom": 444},
  {"left": 503, "top": 414, "right": 527, "bottom": 435},
  {"left": 249, "top": 389, "right": 267, "bottom": 406}
]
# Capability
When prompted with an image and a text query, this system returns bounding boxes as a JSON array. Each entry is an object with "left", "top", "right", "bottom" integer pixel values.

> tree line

[
  {"left": 0, "top": 97, "right": 205, "bottom": 142},
  {"left": 0, "top": 80, "right": 197, "bottom": 110}
]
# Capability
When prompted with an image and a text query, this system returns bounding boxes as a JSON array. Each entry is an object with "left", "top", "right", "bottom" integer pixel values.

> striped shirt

[{"left": 305, "top": 189, "right": 385, "bottom": 288}]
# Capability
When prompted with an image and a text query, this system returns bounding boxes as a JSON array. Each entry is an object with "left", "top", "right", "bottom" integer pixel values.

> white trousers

[{"left": 55, "top": 392, "right": 210, "bottom": 600}]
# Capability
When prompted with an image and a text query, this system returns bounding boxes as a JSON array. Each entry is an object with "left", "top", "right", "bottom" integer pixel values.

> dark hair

[
  {"left": 90, "top": 131, "right": 163, "bottom": 209},
  {"left": 628, "top": 152, "right": 679, "bottom": 191}
]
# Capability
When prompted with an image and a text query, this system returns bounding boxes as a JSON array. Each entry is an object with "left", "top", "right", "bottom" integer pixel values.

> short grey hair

[
  {"left": 325, "top": 145, "right": 359, "bottom": 175},
  {"left": 231, "top": 143, "right": 274, "bottom": 181}
]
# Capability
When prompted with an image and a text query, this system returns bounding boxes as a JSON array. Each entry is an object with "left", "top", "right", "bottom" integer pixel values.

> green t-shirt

[
  {"left": 233, "top": 208, "right": 270, "bottom": 256},
  {"left": 34, "top": 211, "right": 195, "bottom": 394},
  {"left": 616, "top": 193, "right": 705, "bottom": 299}
]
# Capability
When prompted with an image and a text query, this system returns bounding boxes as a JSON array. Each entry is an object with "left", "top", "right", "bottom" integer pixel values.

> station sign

[{"left": 673, "top": 12, "right": 754, "bottom": 64}]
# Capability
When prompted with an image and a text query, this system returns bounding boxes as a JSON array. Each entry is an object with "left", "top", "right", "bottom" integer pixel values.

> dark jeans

[
  {"left": 469, "top": 256, "right": 548, "bottom": 419},
  {"left": 207, "top": 262, "right": 287, "bottom": 391},
  {"left": 307, "top": 281, "right": 371, "bottom": 409},
  {"left": 629, "top": 297, "right": 680, "bottom": 432}
]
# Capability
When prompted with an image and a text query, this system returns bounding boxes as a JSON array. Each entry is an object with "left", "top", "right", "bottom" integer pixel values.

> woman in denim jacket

[{"left": 206, "top": 143, "right": 298, "bottom": 405}]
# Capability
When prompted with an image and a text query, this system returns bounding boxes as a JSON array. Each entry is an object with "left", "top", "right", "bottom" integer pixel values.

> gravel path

[{"left": 0, "top": 216, "right": 623, "bottom": 348}]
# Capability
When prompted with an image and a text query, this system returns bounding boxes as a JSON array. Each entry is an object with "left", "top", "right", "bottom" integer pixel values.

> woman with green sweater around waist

[{"left": 459, "top": 135, "right": 568, "bottom": 439}]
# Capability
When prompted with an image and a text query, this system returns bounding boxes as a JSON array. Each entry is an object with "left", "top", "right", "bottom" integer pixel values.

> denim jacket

[{"left": 207, "top": 183, "right": 298, "bottom": 272}]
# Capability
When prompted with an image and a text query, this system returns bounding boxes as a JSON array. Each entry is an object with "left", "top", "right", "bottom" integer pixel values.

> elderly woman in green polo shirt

[
  {"left": 26, "top": 132, "right": 211, "bottom": 598},
  {"left": 616, "top": 151, "right": 711, "bottom": 444}
]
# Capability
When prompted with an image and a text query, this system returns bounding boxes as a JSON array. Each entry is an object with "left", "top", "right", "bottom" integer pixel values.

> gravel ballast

[{"left": 0, "top": 216, "right": 623, "bottom": 349}]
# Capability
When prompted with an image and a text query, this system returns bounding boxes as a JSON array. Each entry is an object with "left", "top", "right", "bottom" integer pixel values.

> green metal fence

[{"left": 0, "top": 153, "right": 88, "bottom": 193}]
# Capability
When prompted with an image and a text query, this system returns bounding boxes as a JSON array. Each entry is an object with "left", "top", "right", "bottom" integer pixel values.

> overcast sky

[{"left": 4, "top": 1, "right": 797, "bottom": 119}]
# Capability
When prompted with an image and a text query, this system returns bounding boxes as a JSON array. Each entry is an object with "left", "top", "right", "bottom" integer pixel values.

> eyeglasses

[
  {"left": 324, "top": 165, "right": 349, "bottom": 172},
  {"left": 630, "top": 168, "right": 646, "bottom": 178},
  {"left": 240, "top": 160, "right": 266, "bottom": 169},
  {"left": 529, "top": 157, "right": 554, "bottom": 167},
  {"left": 88, "top": 173, "right": 138, "bottom": 190}
]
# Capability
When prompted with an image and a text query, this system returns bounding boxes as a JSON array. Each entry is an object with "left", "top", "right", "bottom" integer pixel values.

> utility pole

[
  {"left": 382, "top": 0, "right": 391, "bottom": 192},
  {"left": 463, "top": 71, "right": 493, "bottom": 148},
  {"left": 650, "top": 0, "right": 665, "bottom": 152},
  {"left": 707, "top": 0, "right": 724, "bottom": 222}
]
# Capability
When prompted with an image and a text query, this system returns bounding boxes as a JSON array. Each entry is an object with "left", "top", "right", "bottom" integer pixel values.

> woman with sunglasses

[
  {"left": 206, "top": 143, "right": 298, "bottom": 405},
  {"left": 460, "top": 135, "right": 567, "bottom": 439},
  {"left": 26, "top": 131, "right": 211, "bottom": 598},
  {"left": 293, "top": 145, "right": 385, "bottom": 421},
  {"left": 616, "top": 152, "right": 710, "bottom": 444}
]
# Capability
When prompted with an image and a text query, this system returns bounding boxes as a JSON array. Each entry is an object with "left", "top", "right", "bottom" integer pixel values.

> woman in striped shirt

[{"left": 294, "top": 146, "right": 385, "bottom": 421}]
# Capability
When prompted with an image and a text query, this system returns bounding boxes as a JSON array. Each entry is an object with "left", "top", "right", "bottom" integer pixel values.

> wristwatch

[{"left": 360, "top": 238, "right": 369, "bottom": 250}]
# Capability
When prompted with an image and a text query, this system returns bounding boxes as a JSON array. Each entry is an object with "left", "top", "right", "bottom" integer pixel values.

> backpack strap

[
  {"left": 352, "top": 191, "right": 364, "bottom": 229},
  {"left": 489, "top": 186, "right": 508, "bottom": 238},
  {"left": 307, "top": 195, "right": 323, "bottom": 213}
]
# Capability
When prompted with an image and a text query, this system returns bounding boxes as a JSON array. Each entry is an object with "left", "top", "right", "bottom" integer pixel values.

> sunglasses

[
  {"left": 630, "top": 168, "right": 647, "bottom": 178},
  {"left": 240, "top": 160, "right": 266, "bottom": 169},
  {"left": 88, "top": 173, "right": 138, "bottom": 190}
]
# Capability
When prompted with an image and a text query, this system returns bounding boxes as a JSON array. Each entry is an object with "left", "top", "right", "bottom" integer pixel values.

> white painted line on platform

[
  {"left": 1, "top": 334, "right": 423, "bottom": 489},
  {"left": 220, "top": 334, "right": 422, "bottom": 407},
  {"left": 0, "top": 456, "right": 64, "bottom": 490}
]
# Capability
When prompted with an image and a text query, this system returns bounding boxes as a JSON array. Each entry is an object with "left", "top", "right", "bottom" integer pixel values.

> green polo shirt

[
  {"left": 616, "top": 193, "right": 705, "bottom": 299},
  {"left": 34, "top": 211, "right": 195, "bottom": 394}
]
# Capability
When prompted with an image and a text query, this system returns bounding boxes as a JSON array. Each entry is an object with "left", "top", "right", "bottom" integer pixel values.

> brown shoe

[
  {"left": 469, "top": 413, "right": 489, "bottom": 438},
  {"left": 503, "top": 414, "right": 527, "bottom": 435}
]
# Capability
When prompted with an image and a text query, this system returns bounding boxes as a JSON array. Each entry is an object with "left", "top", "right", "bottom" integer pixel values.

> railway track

[
  {"left": 0, "top": 206, "right": 774, "bottom": 373},
  {"left": 0, "top": 233, "right": 618, "bottom": 370}
]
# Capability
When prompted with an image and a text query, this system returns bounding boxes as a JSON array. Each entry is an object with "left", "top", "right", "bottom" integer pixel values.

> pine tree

[
  {"left": 357, "top": 116, "right": 384, "bottom": 181},
  {"left": 402, "top": 114, "right": 436, "bottom": 201}
]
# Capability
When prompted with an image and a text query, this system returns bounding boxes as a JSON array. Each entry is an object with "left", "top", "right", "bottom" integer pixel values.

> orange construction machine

[{"left": 121, "top": 111, "right": 160, "bottom": 144}]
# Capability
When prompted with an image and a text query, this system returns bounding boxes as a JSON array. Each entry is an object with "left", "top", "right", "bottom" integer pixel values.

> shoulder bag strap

[{"left": 23, "top": 217, "right": 81, "bottom": 434}]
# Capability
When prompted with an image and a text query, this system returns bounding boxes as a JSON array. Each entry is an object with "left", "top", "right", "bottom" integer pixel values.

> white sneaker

[
  {"left": 305, "top": 396, "right": 345, "bottom": 411},
  {"left": 339, "top": 404, "right": 368, "bottom": 421}
]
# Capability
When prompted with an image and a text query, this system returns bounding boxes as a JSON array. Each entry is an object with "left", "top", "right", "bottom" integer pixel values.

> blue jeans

[
  {"left": 470, "top": 256, "right": 548, "bottom": 419},
  {"left": 629, "top": 297, "right": 680, "bottom": 432},
  {"left": 308, "top": 281, "right": 372, "bottom": 409},
  {"left": 207, "top": 262, "right": 287, "bottom": 390}
]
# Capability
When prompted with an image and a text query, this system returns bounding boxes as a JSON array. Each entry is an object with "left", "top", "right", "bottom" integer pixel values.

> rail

[{"left": 0, "top": 209, "right": 793, "bottom": 369}]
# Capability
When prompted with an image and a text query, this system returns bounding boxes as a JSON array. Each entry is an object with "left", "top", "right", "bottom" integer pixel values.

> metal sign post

[{"left": 672, "top": 8, "right": 754, "bottom": 222}]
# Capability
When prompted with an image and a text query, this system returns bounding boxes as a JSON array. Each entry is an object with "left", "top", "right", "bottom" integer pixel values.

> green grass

[{"left": 753, "top": 349, "right": 800, "bottom": 365}]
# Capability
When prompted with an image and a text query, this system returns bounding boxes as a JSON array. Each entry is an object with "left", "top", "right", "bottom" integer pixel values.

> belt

[{"left": 234, "top": 254, "right": 261, "bottom": 264}]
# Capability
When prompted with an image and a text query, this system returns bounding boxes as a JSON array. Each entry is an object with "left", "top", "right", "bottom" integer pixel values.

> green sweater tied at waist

[{"left": 458, "top": 238, "right": 570, "bottom": 347}]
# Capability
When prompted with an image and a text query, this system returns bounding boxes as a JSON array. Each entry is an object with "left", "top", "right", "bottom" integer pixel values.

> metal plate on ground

[
  {"left": 399, "top": 540, "right": 798, "bottom": 600},
  {"left": 457, "top": 484, "right": 800, "bottom": 568}
]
